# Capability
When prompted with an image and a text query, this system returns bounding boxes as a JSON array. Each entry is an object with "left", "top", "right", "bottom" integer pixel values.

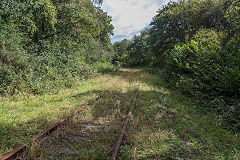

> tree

[
  {"left": 113, "top": 39, "right": 131, "bottom": 65},
  {"left": 0, "top": 0, "right": 114, "bottom": 94},
  {"left": 149, "top": 0, "right": 229, "bottom": 66}
]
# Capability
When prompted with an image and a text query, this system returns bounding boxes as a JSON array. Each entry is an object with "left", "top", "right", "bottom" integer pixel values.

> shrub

[
  {"left": 93, "top": 62, "right": 119, "bottom": 74},
  {"left": 166, "top": 29, "right": 240, "bottom": 98},
  {"left": 0, "top": 28, "right": 32, "bottom": 94}
]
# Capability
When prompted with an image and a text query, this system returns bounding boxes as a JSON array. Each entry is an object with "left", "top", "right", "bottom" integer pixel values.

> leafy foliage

[
  {"left": 113, "top": 30, "right": 153, "bottom": 67},
  {"left": 149, "top": 0, "right": 229, "bottom": 66},
  {"left": 0, "top": 0, "right": 114, "bottom": 95},
  {"left": 166, "top": 29, "right": 239, "bottom": 97},
  {"left": 113, "top": 39, "right": 131, "bottom": 66}
]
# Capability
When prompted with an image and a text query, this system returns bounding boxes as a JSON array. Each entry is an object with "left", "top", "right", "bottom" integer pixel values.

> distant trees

[
  {"left": 127, "top": 30, "right": 152, "bottom": 66},
  {"left": 112, "top": 39, "right": 131, "bottom": 66}
]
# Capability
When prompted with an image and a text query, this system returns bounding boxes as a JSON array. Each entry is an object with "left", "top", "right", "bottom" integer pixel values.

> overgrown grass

[
  {"left": 118, "top": 69, "right": 240, "bottom": 160},
  {"left": 25, "top": 72, "right": 137, "bottom": 159},
  {"left": 0, "top": 73, "right": 122, "bottom": 157},
  {"left": 1, "top": 68, "right": 239, "bottom": 159}
]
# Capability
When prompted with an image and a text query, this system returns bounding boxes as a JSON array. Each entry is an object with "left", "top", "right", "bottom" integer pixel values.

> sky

[{"left": 101, "top": 0, "right": 170, "bottom": 43}]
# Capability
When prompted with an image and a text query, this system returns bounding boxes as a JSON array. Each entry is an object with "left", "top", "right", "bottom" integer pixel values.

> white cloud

[{"left": 102, "top": 0, "right": 171, "bottom": 43}]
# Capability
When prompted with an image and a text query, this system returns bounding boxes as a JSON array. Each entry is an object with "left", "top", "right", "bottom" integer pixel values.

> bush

[
  {"left": 0, "top": 28, "right": 31, "bottom": 94},
  {"left": 93, "top": 62, "right": 119, "bottom": 74},
  {"left": 166, "top": 29, "right": 240, "bottom": 98}
]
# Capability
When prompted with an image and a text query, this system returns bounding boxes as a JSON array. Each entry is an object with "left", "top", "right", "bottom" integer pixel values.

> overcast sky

[{"left": 101, "top": 0, "right": 170, "bottom": 43}]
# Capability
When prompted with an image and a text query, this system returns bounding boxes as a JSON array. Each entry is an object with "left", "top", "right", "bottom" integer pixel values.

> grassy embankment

[{"left": 1, "top": 68, "right": 239, "bottom": 159}]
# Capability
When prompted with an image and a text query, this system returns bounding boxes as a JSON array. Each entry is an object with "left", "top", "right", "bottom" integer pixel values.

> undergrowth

[{"left": 92, "top": 61, "right": 120, "bottom": 74}]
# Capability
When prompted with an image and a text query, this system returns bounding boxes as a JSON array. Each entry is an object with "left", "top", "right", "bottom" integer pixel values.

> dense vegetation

[
  {"left": 114, "top": 0, "right": 240, "bottom": 127},
  {"left": 0, "top": 0, "right": 117, "bottom": 95}
]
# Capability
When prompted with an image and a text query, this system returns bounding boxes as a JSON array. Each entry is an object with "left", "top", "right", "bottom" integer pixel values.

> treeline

[
  {"left": 114, "top": 0, "right": 240, "bottom": 125},
  {"left": 0, "top": 0, "right": 117, "bottom": 95}
]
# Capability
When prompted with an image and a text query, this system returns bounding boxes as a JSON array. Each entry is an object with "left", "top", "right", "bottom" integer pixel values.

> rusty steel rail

[
  {"left": 0, "top": 96, "right": 100, "bottom": 160},
  {"left": 111, "top": 88, "right": 139, "bottom": 160}
]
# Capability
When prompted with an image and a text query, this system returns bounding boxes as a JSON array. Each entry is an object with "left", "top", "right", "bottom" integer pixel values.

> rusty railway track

[
  {"left": 111, "top": 87, "right": 139, "bottom": 160},
  {"left": 0, "top": 96, "right": 100, "bottom": 160},
  {"left": 1, "top": 85, "right": 139, "bottom": 160}
]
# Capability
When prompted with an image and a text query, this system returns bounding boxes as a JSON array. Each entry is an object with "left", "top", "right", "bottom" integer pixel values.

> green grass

[
  {"left": 0, "top": 73, "right": 124, "bottom": 157},
  {"left": 118, "top": 69, "right": 240, "bottom": 160},
  {"left": 0, "top": 68, "right": 239, "bottom": 159}
]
